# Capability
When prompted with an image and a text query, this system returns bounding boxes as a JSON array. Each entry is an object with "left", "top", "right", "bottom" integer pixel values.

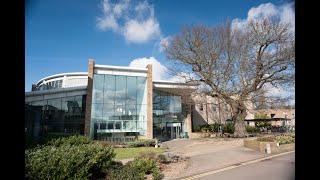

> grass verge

[{"left": 114, "top": 147, "right": 164, "bottom": 160}]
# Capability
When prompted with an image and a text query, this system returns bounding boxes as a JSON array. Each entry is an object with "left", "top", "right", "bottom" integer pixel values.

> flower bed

[{"left": 244, "top": 133, "right": 295, "bottom": 153}]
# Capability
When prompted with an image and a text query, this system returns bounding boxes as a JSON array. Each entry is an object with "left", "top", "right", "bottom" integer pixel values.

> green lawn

[{"left": 114, "top": 147, "right": 164, "bottom": 160}]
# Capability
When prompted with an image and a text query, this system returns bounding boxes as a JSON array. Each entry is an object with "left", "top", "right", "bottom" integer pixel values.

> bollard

[
  {"left": 155, "top": 138, "right": 159, "bottom": 148},
  {"left": 265, "top": 143, "right": 271, "bottom": 154}
]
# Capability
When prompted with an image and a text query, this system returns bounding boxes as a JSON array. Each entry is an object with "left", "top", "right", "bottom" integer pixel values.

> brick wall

[
  {"left": 84, "top": 59, "right": 94, "bottom": 137},
  {"left": 146, "top": 64, "right": 153, "bottom": 139}
]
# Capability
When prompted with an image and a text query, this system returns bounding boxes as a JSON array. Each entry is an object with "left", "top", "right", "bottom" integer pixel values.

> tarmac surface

[
  {"left": 161, "top": 137, "right": 290, "bottom": 179},
  {"left": 184, "top": 152, "right": 295, "bottom": 180}
]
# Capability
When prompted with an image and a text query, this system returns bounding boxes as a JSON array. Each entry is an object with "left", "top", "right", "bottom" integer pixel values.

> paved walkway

[
  {"left": 182, "top": 151, "right": 295, "bottom": 180},
  {"left": 162, "top": 137, "right": 269, "bottom": 178}
]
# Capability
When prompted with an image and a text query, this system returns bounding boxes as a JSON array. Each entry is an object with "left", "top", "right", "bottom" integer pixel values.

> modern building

[
  {"left": 25, "top": 59, "right": 260, "bottom": 141},
  {"left": 25, "top": 59, "right": 198, "bottom": 141}
]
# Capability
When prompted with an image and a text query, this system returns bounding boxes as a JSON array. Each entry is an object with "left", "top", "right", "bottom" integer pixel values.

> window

[
  {"left": 91, "top": 74, "right": 148, "bottom": 139},
  {"left": 115, "top": 122, "right": 121, "bottom": 129},
  {"left": 107, "top": 122, "right": 114, "bottom": 129},
  {"left": 212, "top": 105, "right": 216, "bottom": 111},
  {"left": 58, "top": 80, "right": 63, "bottom": 88},
  {"left": 100, "top": 123, "right": 106, "bottom": 130},
  {"left": 200, "top": 104, "right": 203, "bottom": 111},
  {"left": 271, "top": 114, "right": 275, "bottom": 118}
]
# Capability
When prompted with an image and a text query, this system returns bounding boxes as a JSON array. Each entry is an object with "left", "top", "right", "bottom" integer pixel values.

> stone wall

[
  {"left": 244, "top": 139, "right": 295, "bottom": 154},
  {"left": 189, "top": 132, "right": 218, "bottom": 138},
  {"left": 243, "top": 139, "right": 261, "bottom": 151}
]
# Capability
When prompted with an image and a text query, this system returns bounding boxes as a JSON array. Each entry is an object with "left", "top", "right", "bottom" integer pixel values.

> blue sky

[{"left": 26, "top": 0, "right": 294, "bottom": 93}]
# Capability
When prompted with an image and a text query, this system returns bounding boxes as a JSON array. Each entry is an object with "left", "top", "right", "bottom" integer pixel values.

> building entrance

[{"left": 165, "top": 122, "right": 181, "bottom": 140}]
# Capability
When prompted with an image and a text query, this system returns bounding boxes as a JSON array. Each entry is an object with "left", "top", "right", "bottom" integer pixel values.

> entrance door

[{"left": 166, "top": 122, "right": 181, "bottom": 140}]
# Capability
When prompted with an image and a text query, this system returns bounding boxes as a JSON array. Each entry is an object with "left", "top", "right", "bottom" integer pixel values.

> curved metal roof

[{"left": 36, "top": 72, "right": 88, "bottom": 86}]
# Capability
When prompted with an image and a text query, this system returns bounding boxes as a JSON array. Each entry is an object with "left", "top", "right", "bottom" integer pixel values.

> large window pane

[
  {"left": 115, "top": 105, "right": 126, "bottom": 120},
  {"left": 61, "top": 97, "right": 75, "bottom": 125},
  {"left": 137, "top": 121, "right": 147, "bottom": 135},
  {"left": 28, "top": 100, "right": 46, "bottom": 137},
  {"left": 137, "top": 104, "right": 147, "bottom": 122},
  {"left": 137, "top": 77, "right": 147, "bottom": 104},
  {"left": 103, "top": 75, "right": 115, "bottom": 104},
  {"left": 91, "top": 103, "right": 103, "bottom": 118},
  {"left": 127, "top": 76, "right": 137, "bottom": 105},
  {"left": 74, "top": 95, "right": 83, "bottom": 108},
  {"left": 115, "top": 76, "right": 126, "bottom": 105},
  {"left": 102, "top": 103, "right": 114, "bottom": 121},
  {"left": 92, "top": 75, "right": 104, "bottom": 103},
  {"left": 47, "top": 98, "right": 62, "bottom": 133},
  {"left": 126, "top": 104, "right": 136, "bottom": 120}
]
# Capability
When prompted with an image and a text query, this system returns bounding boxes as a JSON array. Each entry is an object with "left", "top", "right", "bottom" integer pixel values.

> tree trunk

[{"left": 232, "top": 105, "right": 247, "bottom": 137}]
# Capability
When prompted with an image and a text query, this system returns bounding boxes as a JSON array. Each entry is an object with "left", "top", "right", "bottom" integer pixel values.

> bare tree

[{"left": 163, "top": 17, "right": 295, "bottom": 137}]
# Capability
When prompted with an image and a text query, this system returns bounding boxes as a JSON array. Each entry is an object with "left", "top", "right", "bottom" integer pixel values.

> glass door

[{"left": 165, "top": 122, "right": 181, "bottom": 140}]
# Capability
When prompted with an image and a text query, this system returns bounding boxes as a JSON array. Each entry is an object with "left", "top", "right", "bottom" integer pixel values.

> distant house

[
  {"left": 250, "top": 109, "right": 295, "bottom": 127},
  {"left": 191, "top": 93, "right": 255, "bottom": 128}
]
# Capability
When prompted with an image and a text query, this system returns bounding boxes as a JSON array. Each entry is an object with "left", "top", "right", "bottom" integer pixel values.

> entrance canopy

[{"left": 153, "top": 80, "right": 199, "bottom": 96}]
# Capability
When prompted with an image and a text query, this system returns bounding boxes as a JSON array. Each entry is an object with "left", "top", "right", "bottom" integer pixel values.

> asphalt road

[{"left": 193, "top": 152, "right": 295, "bottom": 180}]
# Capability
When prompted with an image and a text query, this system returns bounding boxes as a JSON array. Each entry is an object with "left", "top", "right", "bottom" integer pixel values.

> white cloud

[
  {"left": 248, "top": 3, "right": 278, "bottom": 19},
  {"left": 123, "top": 18, "right": 160, "bottom": 43},
  {"left": 129, "top": 57, "right": 198, "bottom": 82},
  {"left": 113, "top": 0, "right": 129, "bottom": 16},
  {"left": 232, "top": 2, "right": 295, "bottom": 32},
  {"left": 97, "top": 0, "right": 161, "bottom": 44},
  {"left": 97, "top": 15, "right": 119, "bottom": 31},
  {"left": 135, "top": 0, "right": 149, "bottom": 13},
  {"left": 128, "top": 57, "right": 167, "bottom": 80}
]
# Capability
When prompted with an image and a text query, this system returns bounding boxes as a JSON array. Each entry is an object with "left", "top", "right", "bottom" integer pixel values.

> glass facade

[
  {"left": 36, "top": 80, "right": 63, "bottom": 91},
  {"left": 25, "top": 95, "right": 86, "bottom": 137},
  {"left": 153, "top": 89, "right": 186, "bottom": 141},
  {"left": 90, "top": 74, "right": 147, "bottom": 141}
]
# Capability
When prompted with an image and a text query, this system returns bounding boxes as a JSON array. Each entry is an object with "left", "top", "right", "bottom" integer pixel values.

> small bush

[
  {"left": 25, "top": 143, "right": 115, "bottom": 180},
  {"left": 162, "top": 152, "right": 187, "bottom": 163},
  {"left": 276, "top": 135, "right": 295, "bottom": 144},
  {"left": 25, "top": 134, "right": 70, "bottom": 149},
  {"left": 200, "top": 127, "right": 210, "bottom": 132},
  {"left": 131, "top": 157, "right": 157, "bottom": 174},
  {"left": 209, "top": 123, "right": 220, "bottom": 132},
  {"left": 156, "top": 154, "right": 168, "bottom": 163},
  {"left": 107, "top": 156, "right": 163, "bottom": 180},
  {"left": 127, "top": 139, "right": 156, "bottom": 147},
  {"left": 193, "top": 126, "right": 201, "bottom": 132},
  {"left": 45, "top": 135, "right": 92, "bottom": 147},
  {"left": 223, "top": 124, "right": 235, "bottom": 134},
  {"left": 245, "top": 126, "right": 260, "bottom": 133},
  {"left": 25, "top": 135, "right": 91, "bottom": 149},
  {"left": 106, "top": 164, "right": 145, "bottom": 180},
  {"left": 152, "top": 167, "right": 164, "bottom": 180}
]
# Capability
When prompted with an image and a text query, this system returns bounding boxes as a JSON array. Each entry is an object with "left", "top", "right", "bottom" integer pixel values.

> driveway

[
  {"left": 162, "top": 137, "right": 268, "bottom": 178},
  {"left": 193, "top": 152, "right": 295, "bottom": 180}
]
